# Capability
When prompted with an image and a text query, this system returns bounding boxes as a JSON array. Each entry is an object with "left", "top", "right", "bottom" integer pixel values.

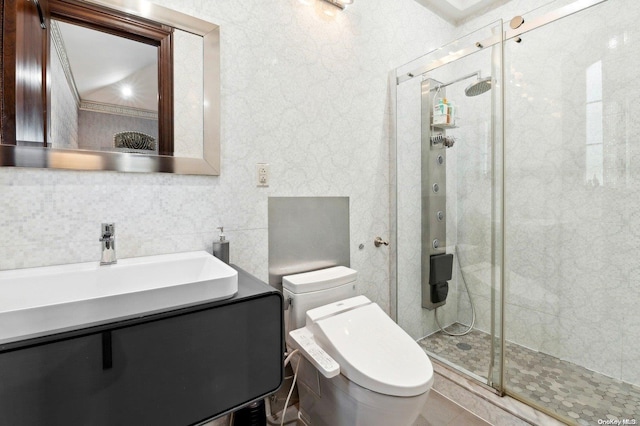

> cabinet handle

[{"left": 102, "top": 331, "right": 113, "bottom": 370}]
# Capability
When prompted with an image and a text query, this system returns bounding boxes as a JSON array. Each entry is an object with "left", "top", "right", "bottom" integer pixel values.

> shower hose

[{"left": 434, "top": 246, "right": 476, "bottom": 336}]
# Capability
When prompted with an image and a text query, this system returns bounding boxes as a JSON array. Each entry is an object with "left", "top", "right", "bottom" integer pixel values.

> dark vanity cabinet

[{"left": 0, "top": 267, "right": 284, "bottom": 426}]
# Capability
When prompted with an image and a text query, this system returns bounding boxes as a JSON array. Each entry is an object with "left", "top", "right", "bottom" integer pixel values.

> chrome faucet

[{"left": 99, "top": 223, "right": 117, "bottom": 265}]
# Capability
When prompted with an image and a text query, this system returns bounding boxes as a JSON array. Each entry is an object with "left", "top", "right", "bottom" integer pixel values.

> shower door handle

[{"left": 374, "top": 237, "right": 389, "bottom": 247}]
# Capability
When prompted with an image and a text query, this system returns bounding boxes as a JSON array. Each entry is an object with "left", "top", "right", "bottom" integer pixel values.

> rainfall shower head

[
  {"left": 465, "top": 76, "right": 492, "bottom": 97},
  {"left": 430, "top": 71, "right": 493, "bottom": 97}
]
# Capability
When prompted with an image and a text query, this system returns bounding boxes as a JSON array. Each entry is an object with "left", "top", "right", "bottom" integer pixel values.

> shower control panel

[
  {"left": 422, "top": 78, "right": 450, "bottom": 310},
  {"left": 289, "top": 327, "right": 340, "bottom": 378}
]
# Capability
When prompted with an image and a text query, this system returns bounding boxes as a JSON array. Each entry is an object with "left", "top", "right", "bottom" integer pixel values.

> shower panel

[
  {"left": 421, "top": 78, "right": 454, "bottom": 310},
  {"left": 395, "top": 14, "right": 505, "bottom": 397}
]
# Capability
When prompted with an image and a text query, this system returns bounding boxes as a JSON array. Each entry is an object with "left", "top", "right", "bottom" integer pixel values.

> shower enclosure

[{"left": 393, "top": 0, "right": 640, "bottom": 423}]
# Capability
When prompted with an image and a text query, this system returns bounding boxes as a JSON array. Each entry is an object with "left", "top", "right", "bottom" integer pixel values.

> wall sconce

[{"left": 322, "top": 0, "right": 353, "bottom": 9}]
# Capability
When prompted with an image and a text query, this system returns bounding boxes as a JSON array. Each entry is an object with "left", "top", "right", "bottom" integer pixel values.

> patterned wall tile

[
  {"left": 78, "top": 110, "right": 158, "bottom": 151},
  {"left": 0, "top": 0, "right": 452, "bottom": 318}
]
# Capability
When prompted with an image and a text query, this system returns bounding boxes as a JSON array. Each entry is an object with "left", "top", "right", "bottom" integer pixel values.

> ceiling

[
  {"left": 414, "top": 0, "right": 512, "bottom": 25},
  {"left": 56, "top": 21, "right": 158, "bottom": 112}
]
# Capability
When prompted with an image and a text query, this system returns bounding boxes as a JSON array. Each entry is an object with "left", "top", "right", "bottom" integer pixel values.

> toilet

[{"left": 283, "top": 266, "right": 433, "bottom": 426}]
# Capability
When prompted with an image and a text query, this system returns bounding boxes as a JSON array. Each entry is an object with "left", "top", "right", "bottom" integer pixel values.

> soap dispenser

[{"left": 212, "top": 226, "right": 230, "bottom": 264}]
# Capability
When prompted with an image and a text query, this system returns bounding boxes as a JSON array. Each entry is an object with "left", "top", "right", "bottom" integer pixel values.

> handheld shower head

[{"left": 465, "top": 76, "right": 492, "bottom": 96}]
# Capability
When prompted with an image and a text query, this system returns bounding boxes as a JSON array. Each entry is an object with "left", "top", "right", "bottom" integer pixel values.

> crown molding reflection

[
  {"left": 79, "top": 100, "right": 158, "bottom": 120},
  {"left": 50, "top": 20, "right": 81, "bottom": 106}
]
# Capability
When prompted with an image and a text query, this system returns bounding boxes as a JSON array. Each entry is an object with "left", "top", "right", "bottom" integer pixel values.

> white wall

[{"left": 0, "top": 0, "right": 453, "bottom": 314}]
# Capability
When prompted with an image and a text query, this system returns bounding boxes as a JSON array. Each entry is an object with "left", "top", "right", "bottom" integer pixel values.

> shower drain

[{"left": 456, "top": 343, "right": 472, "bottom": 351}]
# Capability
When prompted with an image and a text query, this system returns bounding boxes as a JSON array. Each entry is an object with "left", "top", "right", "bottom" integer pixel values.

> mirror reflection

[
  {"left": 51, "top": 20, "right": 160, "bottom": 154},
  {"left": 1, "top": 0, "right": 219, "bottom": 175}
]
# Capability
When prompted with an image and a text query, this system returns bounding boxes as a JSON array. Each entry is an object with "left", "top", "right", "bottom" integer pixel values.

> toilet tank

[{"left": 283, "top": 266, "right": 357, "bottom": 331}]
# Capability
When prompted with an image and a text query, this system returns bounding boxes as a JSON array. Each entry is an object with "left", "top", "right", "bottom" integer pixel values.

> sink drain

[{"left": 456, "top": 342, "right": 472, "bottom": 351}]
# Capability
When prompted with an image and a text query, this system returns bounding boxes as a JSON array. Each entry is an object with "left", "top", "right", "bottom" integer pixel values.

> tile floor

[
  {"left": 419, "top": 324, "right": 640, "bottom": 425},
  {"left": 207, "top": 368, "right": 526, "bottom": 426},
  {"left": 413, "top": 391, "right": 490, "bottom": 426},
  {"left": 268, "top": 389, "right": 491, "bottom": 426},
  {"left": 430, "top": 363, "right": 558, "bottom": 425}
]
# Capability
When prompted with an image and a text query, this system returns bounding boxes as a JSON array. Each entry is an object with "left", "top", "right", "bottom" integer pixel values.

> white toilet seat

[{"left": 304, "top": 295, "right": 433, "bottom": 397}]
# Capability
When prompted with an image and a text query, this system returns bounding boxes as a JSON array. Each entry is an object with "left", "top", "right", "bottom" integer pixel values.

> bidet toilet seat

[
  {"left": 283, "top": 267, "right": 433, "bottom": 425},
  {"left": 303, "top": 295, "right": 433, "bottom": 397}
]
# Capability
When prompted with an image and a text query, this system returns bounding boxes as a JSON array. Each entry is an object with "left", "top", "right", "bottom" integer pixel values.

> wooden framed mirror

[{"left": 0, "top": 0, "right": 220, "bottom": 175}]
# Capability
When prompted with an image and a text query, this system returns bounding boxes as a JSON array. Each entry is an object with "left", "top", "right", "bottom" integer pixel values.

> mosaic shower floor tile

[{"left": 418, "top": 325, "right": 640, "bottom": 425}]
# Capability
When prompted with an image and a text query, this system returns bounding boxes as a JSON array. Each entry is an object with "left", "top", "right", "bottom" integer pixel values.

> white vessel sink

[{"left": 0, "top": 251, "right": 237, "bottom": 344}]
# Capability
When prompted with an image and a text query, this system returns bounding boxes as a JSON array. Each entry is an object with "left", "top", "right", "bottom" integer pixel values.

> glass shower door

[
  {"left": 394, "top": 20, "right": 505, "bottom": 392},
  {"left": 503, "top": 0, "right": 640, "bottom": 422}
]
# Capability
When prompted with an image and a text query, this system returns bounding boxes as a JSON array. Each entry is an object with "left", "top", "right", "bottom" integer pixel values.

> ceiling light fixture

[
  {"left": 322, "top": 0, "right": 353, "bottom": 9},
  {"left": 121, "top": 85, "right": 133, "bottom": 98}
]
